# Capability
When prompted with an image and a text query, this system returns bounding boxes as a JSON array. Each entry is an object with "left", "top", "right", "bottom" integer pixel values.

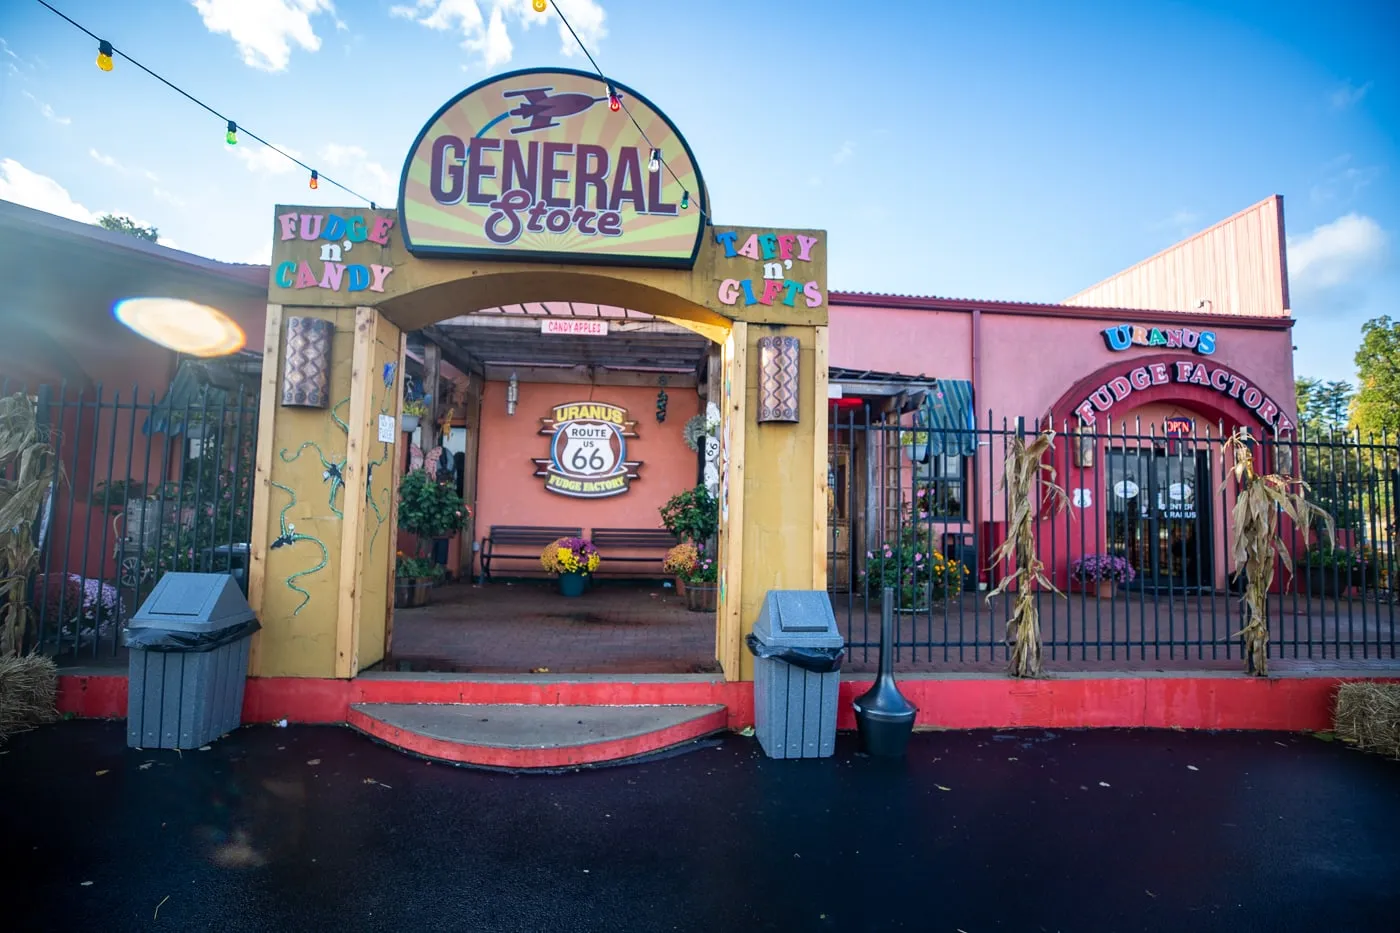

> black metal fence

[
  {"left": 2, "top": 379, "right": 257, "bottom": 663},
  {"left": 828, "top": 404, "right": 1399, "bottom": 669}
]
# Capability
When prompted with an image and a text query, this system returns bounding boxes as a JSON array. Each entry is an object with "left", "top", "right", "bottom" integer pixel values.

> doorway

[{"left": 1105, "top": 447, "right": 1214, "bottom": 591}]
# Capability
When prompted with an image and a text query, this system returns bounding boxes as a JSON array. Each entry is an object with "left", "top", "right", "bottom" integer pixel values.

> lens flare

[{"left": 113, "top": 298, "right": 246, "bottom": 357}]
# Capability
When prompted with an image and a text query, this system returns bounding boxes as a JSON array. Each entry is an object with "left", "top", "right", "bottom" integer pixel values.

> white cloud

[
  {"left": 241, "top": 240, "right": 274, "bottom": 265},
  {"left": 0, "top": 159, "right": 96, "bottom": 223},
  {"left": 1288, "top": 213, "right": 1388, "bottom": 293},
  {"left": 392, "top": 0, "right": 606, "bottom": 68},
  {"left": 319, "top": 144, "right": 397, "bottom": 205},
  {"left": 191, "top": 0, "right": 336, "bottom": 72},
  {"left": 152, "top": 187, "right": 188, "bottom": 209},
  {"left": 231, "top": 142, "right": 302, "bottom": 175},
  {"left": 89, "top": 148, "right": 122, "bottom": 170},
  {"left": 1330, "top": 80, "right": 1373, "bottom": 110},
  {"left": 832, "top": 141, "right": 854, "bottom": 165},
  {"left": 22, "top": 90, "right": 70, "bottom": 126},
  {"left": 1310, "top": 154, "right": 1382, "bottom": 206}
]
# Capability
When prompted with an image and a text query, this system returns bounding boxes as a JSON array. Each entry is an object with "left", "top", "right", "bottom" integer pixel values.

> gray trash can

[
  {"left": 746, "top": 590, "right": 845, "bottom": 759},
  {"left": 124, "top": 573, "right": 260, "bottom": 750}
]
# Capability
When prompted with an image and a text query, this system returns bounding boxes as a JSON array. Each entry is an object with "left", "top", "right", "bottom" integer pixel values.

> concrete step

[{"left": 348, "top": 702, "right": 728, "bottom": 770}]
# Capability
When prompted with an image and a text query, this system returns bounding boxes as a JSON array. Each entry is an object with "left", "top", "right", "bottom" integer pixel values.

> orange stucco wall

[{"left": 473, "top": 380, "right": 701, "bottom": 575}]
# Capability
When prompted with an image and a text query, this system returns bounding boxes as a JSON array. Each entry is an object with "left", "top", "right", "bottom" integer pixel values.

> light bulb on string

[
  {"left": 648, "top": 149, "right": 660, "bottom": 173},
  {"left": 96, "top": 40, "right": 114, "bottom": 72},
  {"left": 309, "top": 170, "right": 319, "bottom": 191},
  {"left": 225, "top": 121, "right": 237, "bottom": 146},
  {"left": 607, "top": 85, "right": 621, "bottom": 112},
  {"left": 680, "top": 191, "right": 690, "bottom": 210},
  {"left": 532, "top": 0, "right": 547, "bottom": 10}
]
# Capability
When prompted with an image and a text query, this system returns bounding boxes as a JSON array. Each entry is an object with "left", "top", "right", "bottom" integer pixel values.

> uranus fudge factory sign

[
  {"left": 533, "top": 402, "right": 643, "bottom": 498},
  {"left": 399, "top": 68, "right": 707, "bottom": 268}
]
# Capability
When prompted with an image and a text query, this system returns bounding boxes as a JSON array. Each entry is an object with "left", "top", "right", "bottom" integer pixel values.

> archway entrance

[
  {"left": 382, "top": 299, "right": 724, "bottom": 675},
  {"left": 246, "top": 69, "right": 830, "bottom": 683}
]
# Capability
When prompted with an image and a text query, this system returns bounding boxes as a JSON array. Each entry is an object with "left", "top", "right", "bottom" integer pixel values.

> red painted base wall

[{"left": 55, "top": 673, "right": 1393, "bottom": 734}]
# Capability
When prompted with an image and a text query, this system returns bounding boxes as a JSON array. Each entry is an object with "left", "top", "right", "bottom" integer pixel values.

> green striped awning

[{"left": 922, "top": 379, "right": 977, "bottom": 458}]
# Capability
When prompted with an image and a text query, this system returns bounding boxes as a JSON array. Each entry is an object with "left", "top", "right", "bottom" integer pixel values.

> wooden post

[
  {"left": 812, "top": 327, "right": 829, "bottom": 592},
  {"left": 717, "top": 321, "right": 746, "bottom": 680},
  {"left": 246, "top": 304, "right": 283, "bottom": 677},
  {"left": 383, "top": 330, "right": 408, "bottom": 657},
  {"left": 335, "top": 307, "right": 375, "bottom": 678},
  {"left": 423, "top": 340, "right": 442, "bottom": 445}
]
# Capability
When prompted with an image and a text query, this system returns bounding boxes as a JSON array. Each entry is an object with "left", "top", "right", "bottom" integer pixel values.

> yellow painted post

[
  {"left": 247, "top": 304, "right": 283, "bottom": 676},
  {"left": 334, "top": 308, "right": 376, "bottom": 677},
  {"left": 716, "top": 322, "right": 747, "bottom": 679},
  {"left": 813, "top": 326, "right": 830, "bottom": 592}
]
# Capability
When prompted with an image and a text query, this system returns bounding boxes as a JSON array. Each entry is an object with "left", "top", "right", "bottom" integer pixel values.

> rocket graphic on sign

[{"left": 503, "top": 86, "right": 608, "bottom": 134}]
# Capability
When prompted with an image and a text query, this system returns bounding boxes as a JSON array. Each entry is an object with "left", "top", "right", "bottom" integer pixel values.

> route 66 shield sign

[{"left": 532, "top": 402, "right": 642, "bottom": 498}]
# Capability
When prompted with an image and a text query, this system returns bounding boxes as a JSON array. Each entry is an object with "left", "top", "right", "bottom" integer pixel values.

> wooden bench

[
  {"left": 481, "top": 526, "right": 582, "bottom": 581},
  {"left": 589, "top": 528, "right": 680, "bottom": 575}
]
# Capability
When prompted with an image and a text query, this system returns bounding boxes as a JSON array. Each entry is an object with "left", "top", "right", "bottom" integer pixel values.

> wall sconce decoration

[
  {"left": 655, "top": 375, "right": 669, "bottom": 423},
  {"left": 282, "top": 316, "right": 334, "bottom": 408},
  {"left": 506, "top": 370, "right": 519, "bottom": 416},
  {"left": 1074, "top": 430, "right": 1094, "bottom": 468},
  {"left": 757, "top": 335, "right": 800, "bottom": 423}
]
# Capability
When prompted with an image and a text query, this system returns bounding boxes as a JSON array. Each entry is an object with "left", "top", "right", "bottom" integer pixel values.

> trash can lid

[
  {"left": 751, "top": 590, "right": 843, "bottom": 648},
  {"left": 128, "top": 572, "right": 256, "bottom": 632}
]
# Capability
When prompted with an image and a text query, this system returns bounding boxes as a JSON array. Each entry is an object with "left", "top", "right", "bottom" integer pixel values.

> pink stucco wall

[{"left": 473, "top": 380, "right": 701, "bottom": 576}]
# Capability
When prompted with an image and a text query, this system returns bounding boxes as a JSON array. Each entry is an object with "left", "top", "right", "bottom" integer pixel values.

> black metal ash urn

[{"left": 852, "top": 587, "right": 917, "bottom": 757}]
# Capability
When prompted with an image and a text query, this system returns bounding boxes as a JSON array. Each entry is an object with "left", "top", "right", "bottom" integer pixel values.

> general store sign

[
  {"left": 399, "top": 68, "right": 706, "bottom": 268},
  {"left": 532, "top": 402, "right": 642, "bottom": 498}
]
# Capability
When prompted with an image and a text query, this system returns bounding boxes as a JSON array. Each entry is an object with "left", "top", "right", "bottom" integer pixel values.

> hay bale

[
  {"left": 1334, "top": 682, "right": 1400, "bottom": 758},
  {"left": 0, "top": 654, "right": 58, "bottom": 741}
]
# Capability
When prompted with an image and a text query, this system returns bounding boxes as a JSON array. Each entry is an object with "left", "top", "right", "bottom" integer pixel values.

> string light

[
  {"left": 681, "top": 191, "right": 689, "bottom": 210},
  {"left": 35, "top": 0, "right": 374, "bottom": 205},
  {"left": 549, "top": 1, "right": 709, "bottom": 223},
  {"left": 648, "top": 148, "right": 661, "bottom": 173},
  {"left": 532, "top": 0, "right": 547, "bottom": 10},
  {"left": 309, "top": 170, "right": 319, "bottom": 190},
  {"left": 225, "top": 120, "right": 237, "bottom": 146}
]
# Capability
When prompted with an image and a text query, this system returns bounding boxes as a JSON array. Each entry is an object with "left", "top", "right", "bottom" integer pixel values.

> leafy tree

[
  {"left": 97, "top": 213, "right": 159, "bottom": 242},
  {"left": 1353, "top": 315, "right": 1400, "bottom": 438},
  {"left": 1295, "top": 377, "right": 1354, "bottom": 434}
]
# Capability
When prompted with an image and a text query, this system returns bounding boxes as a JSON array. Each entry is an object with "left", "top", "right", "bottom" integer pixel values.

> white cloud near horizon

[
  {"left": 319, "top": 143, "right": 396, "bottom": 206},
  {"left": 191, "top": 0, "right": 336, "bottom": 72},
  {"left": 231, "top": 141, "right": 302, "bottom": 175},
  {"left": 391, "top": 0, "right": 606, "bottom": 69},
  {"left": 1288, "top": 213, "right": 1388, "bottom": 297},
  {"left": 0, "top": 159, "right": 175, "bottom": 246}
]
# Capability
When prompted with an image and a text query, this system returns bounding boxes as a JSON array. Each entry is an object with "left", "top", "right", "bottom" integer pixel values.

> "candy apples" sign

[{"left": 399, "top": 68, "right": 707, "bottom": 269}]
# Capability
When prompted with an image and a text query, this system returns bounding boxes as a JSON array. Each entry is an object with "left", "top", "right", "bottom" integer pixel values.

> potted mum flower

[
  {"left": 1070, "top": 554, "right": 1135, "bottom": 598},
  {"left": 679, "top": 544, "right": 718, "bottom": 612},
  {"left": 542, "top": 537, "right": 601, "bottom": 597},
  {"left": 663, "top": 542, "right": 700, "bottom": 597}
]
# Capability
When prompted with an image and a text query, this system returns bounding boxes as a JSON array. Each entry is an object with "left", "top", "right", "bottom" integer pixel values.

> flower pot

[
  {"left": 559, "top": 571, "right": 588, "bottom": 597},
  {"left": 674, "top": 578, "right": 686, "bottom": 598},
  {"left": 1306, "top": 565, "right": 1365, "bottom": 598},
  {"left": 394, "top": 577, "right": 432, "bottom": 609},
  {"left": 683, "top": 583, "right": 718, "bottom": 612},
  {"left": 903, "top": 443, "right": 929, "bottom": 464},
  {"left": 401, "top": 414, "right": 420, "bottom": 433}
]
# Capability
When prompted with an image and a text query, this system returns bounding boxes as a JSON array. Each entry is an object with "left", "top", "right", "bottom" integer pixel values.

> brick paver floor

[{"left": 382, "top": 581, "right": 720, "bottom": 674}]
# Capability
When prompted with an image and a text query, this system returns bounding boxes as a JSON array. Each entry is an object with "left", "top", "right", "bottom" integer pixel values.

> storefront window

[{"left": 916, "top": 455, "right": 966, "bottom": 520}]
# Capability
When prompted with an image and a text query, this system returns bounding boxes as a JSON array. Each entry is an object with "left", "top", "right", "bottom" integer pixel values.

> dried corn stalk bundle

[
  {"left": 1223, "top": 432, "right": 1332, "bottom": 676},
  {"left": 987, "top": 429, "right": 1067, "bottom": 678},
  {"left": 0, "top": 393, "right": 62, "bottom": 658}
]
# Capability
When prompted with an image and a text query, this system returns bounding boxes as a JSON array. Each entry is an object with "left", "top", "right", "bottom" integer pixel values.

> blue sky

[{"left": 1, "top": 0, "right": 1395, "bottom": 383}]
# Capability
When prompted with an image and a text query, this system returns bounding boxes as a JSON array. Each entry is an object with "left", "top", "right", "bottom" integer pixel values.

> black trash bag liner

[
  {"left": 124, "top": 619, "right": 261, "bottom": 653},
  {"left": 746, "top": 633, "right": 844, "bottom": 673}
]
